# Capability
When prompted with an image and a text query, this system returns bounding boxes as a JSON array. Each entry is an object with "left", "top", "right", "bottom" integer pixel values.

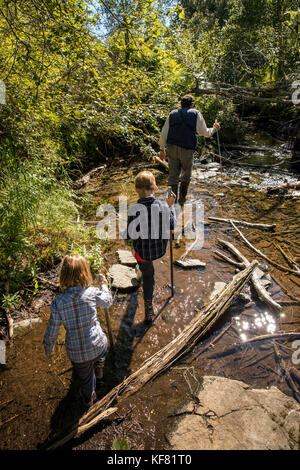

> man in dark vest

[{"left": 158, "top": 94, "right": 221, "bottom": 205}]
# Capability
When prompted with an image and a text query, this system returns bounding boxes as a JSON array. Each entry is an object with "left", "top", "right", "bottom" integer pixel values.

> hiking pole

[
  {"left": 215, "top": 120, "right": 222, "bottom": 177},
  {"left": 104, "top": 307, "right": 115, "bottom": 358},
  {"left": 168, "top": 187, "right": 175, "bottom": 297},
  {"left": 170, "top": 230, "right": 174, "bottom": 297},
  {"left": 100, "top": 274, "right": 115, "bottom": 359}
]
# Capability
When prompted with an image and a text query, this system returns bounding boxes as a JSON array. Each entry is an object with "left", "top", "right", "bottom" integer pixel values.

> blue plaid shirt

[
  {"left": 124, "top": 196, "right": 175, "bottom": 261},
  {"left": 43, "top": 285, "right": 112, "bottom": 363}
]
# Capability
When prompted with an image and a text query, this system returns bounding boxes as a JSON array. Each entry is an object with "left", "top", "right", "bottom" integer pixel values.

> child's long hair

[{"left": 59, "top": 254, "right": 92, "bottom": 291}]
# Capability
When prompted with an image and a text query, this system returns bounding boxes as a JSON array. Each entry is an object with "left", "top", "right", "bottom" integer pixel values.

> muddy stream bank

[{"left": 1, "top": 140, "right": 300, "bottom": 450}]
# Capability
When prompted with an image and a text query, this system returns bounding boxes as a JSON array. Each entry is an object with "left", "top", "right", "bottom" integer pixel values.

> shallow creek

[{"left": 0, "top": 142, "right": 300, "bottom": 450}]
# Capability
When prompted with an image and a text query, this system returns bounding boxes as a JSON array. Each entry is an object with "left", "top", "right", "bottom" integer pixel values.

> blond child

[
  {"left": 43, "top": 254, "right": 112, "bottom": 407},
  {"left": 124, "top": 171, "right": 175, "bottom": 322}
]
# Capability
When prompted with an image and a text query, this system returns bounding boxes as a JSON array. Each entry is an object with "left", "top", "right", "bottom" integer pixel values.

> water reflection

[{"left": 234, "top": 309, "right": 277, "bottom": 342}]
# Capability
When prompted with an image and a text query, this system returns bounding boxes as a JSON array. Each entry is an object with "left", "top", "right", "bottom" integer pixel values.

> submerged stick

[
  {"left": 216, "top": 238, "right": 282, "bottom": 312},
  {"left": 273, "top": 342, "right": 300, "bottom": 403},
  {"left": 47, "top": 261, "right": 258, "bottom": 449},
  {"left": 190, "top": 322, "right": 232, "bottom": 362},
  {"left": 207, "top": 331, "right": 300, "bottom": 358},
  {"left": 208, "top": 216, "right": 276, "bottom": 232},
  {"left": 230, "top": 220, "right": 300, "bottom": 277}
]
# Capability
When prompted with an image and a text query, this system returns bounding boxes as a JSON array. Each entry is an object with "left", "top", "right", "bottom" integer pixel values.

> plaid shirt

[
  {"left": 124, "top": 196, "right": 175, "bottom": 261},
  {"left": 43, "top": 285, "right": 112, "bottom": 363}
]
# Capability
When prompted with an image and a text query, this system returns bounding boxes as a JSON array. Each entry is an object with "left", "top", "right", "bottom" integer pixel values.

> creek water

[{"left": 0, "top": 136, "right": 299, "bottom": 450}]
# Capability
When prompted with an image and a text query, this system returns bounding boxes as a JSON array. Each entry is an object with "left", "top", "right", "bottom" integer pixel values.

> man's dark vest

[{"left": 167, "top": 107, "right": 198, "bottom": 150}]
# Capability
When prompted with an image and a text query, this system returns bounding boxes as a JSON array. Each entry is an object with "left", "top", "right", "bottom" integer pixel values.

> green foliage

[
  {"left": 71, "top": 243, "right": 103, "bottom": 273},
  {"left": 111, "top": 438, "right": 131, "bottom": 450},
  {"left": 0, "top": 0, "right": 297, "bottom": 305},
  {"left": 1, "top": 292, "right": 20, "bottom": 311}
]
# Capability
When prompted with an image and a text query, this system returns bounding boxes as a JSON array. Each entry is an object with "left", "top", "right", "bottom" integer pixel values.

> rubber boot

[
  {"left": 145, "top": 300, "right": 155, "bottom": 324},
  {"left": 94, "top": 359, "right": 105, "bottom": 381},
  {"left": 178, "top": 181, "right": 190, "bottom": 206}
]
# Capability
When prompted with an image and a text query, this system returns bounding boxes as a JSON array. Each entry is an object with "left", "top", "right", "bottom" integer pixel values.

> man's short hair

[{"left": 181, "top": 94, "right": 195, "bottom": 108}]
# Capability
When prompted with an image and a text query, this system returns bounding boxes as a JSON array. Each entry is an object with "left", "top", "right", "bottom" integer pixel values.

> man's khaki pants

[{"left": 167, "top": 144, "right": 194, "bottom": 185}]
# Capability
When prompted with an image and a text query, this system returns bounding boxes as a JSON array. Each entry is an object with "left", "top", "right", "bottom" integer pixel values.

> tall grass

[{"left": 0, "top": 156, "right": 80, "bottom": 297}]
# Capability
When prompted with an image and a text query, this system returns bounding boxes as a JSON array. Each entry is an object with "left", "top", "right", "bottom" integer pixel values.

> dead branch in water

[
  {"left": 215, "top": 238, "right": 282, "bottom": 312},
  {"left": 273, "top": 243, "right": 300, "bottom": 272},
  {"left": 230, "top": 220, "right": 300, "bottom": 278},
  {"left": 190, "top": 322, "right": 232, "bottom": 362},
  {"left": 273, "top": 342, "right": 300, "bottom": 403},
  {"left": 270, "top": 273, "right": 300, "bottom": 302},
  {"left": 208, "top": 216, "right": 276, "bottom": 232},
  {"left": 73, "top": 165, "right": 106, "bottom": 190},
  {"left": 207, "top": 331, "right": 300, "bottom": 358},
  {"left": 46, "top": 261, "right": 258, "bottom": 449}
]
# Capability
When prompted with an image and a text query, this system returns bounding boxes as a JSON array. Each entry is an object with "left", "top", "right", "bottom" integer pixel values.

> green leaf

[{"left": 111, "top": 438, "right": 130, "bottom": 450}]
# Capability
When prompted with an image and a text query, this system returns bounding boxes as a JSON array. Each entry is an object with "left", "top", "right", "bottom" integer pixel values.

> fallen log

[
  {"left": 208, "top": 216, "right": 276, "bottom": 232},
  {"left": 193, "top": 86, "right": 294, "bottom": 105},
  {"left": 216, "top": 238, "right": 282, "bottom": 312},
  {"left": 73, "top": 165, "right": 106, "bottom": 189},
  {"left": 153, "top": 155, "right": 169, "bottom": 171},
  {"left": 46, "top": 261, "right": 258, "bottom": 449},
  {"left": 230, "top": 220, "right": 300, "bottom": 278}
]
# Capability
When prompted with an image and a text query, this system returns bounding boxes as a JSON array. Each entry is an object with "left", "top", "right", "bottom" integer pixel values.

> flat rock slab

[
  {"left": 116, "top": 249, "right": 137, "bottom": 267},
  {"left": 168, "top": 375, "right": 300, "bottom": 450},
  {"left": 174, "top": 259, "right": 206, "bottom": 269},
  {"left": 108, "top": 264, "right": 141, "bottom": 292},
  {"left": 14, "top": 318, "right": 42, "bottom": 331}
]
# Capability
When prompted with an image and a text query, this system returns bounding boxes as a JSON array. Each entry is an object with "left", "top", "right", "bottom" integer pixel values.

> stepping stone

[
  {"left": 108, "top": 264, "right": 141, "bottom": 292},
  {"left": 174, "top": 259, "right": 206, "bottom": 269},
  {"left": 117, "top": 249, "right": 137, "bottom": 267}
]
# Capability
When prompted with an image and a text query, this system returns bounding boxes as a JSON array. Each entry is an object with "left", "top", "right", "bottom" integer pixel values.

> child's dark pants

[
  {"left": 138, "top": 260, "right": 154, "bottom": 302},
  {"left": 72, "top": 345, "right": 107, "bottom": 403}
]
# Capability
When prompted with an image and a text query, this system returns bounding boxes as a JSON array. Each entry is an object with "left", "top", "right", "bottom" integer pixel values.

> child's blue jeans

[
  {"left": 72, "top": 343, "right": 107, "bottom": 403},
  {"left": 138, "top": 260, "right": 154, "bottom": 302}
]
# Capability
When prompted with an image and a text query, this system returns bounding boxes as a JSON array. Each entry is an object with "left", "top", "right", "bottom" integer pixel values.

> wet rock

[
  {"left": 209, "top": 282, "right": 226, "bottom": 300},
  {"left": 108, "top": 264, "right": 141, "bottom": 292},
  {"left": 168, "top": 375, "right": 300, "bottom": 450},
  {"left": 206, "top": 162, "right": 221, "bottom": 170},
  {"left": 240, "top": 175, "right": 250, "bottom": 181},
  {"left": 205, "top": 171, "right": 218, "bottom": 178},
  {"left": 14, "top": 317, "right": 42, "bottom": 333},
  {"left": 117, "top": 249, "right": 137, "bottom": 267}
]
